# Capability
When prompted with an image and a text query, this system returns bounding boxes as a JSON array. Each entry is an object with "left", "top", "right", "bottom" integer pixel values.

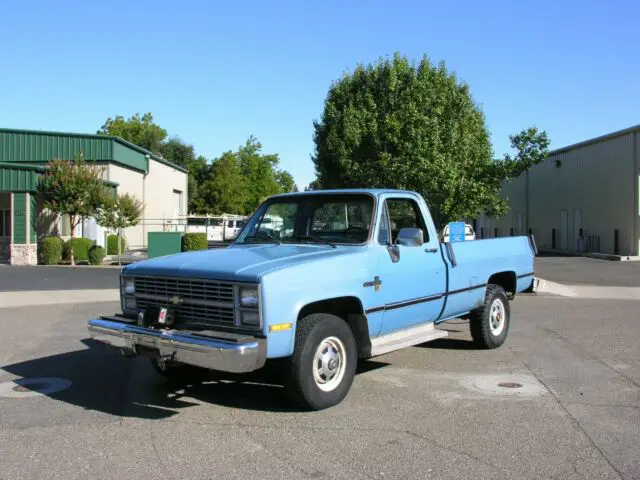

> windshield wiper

[
  {"left": 296, "top": 234, "right": 337, "bottom": 248},
  {"left": 244, "top": 234, "right": 280, "bottom": 245}
]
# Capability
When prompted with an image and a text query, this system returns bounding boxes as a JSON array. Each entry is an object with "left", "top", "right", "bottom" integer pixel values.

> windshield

[{"left": 236, "top": 193, "right": 375, "bottom": 245}]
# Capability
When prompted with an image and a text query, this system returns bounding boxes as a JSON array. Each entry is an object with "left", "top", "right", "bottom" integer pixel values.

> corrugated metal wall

[
  {"left": 477, "top": 130, "right": 638, "bottom": 256},
  {"left": 0, "top": 131, "right": 113, "bottom": 163},
  {"left": 529, "top": 132, "right": 635, "bottom": 255}
]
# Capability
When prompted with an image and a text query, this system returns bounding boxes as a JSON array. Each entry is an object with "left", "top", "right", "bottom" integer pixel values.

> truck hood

[{"left": 122, "top": 244, "right": 357, "bottom": 282}]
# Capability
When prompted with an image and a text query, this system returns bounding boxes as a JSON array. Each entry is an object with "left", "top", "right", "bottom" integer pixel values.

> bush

[
  {"left": 88, "top": 245, "right": 106, "bottom": 265},
  {"left": 41, "top": 236, "right": 64, "bottom": 265},
  {"left": 107, "top": 234, "right": 126, "bottom": 255},
  {"left": 182, "top": 233, "right": 207, "bottom": 251},
  {"left": 63, "top": 237, "right": 94, "bottom": 262}
]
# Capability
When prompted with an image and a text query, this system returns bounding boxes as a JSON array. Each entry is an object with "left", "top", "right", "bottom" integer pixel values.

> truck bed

[{"left": 437, "top": 235, "right": 536, "bottom": 321}]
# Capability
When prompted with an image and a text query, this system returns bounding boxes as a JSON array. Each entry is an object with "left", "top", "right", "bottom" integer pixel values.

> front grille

[{"left": 133, "top": 276, "right": 236, "bottom": 328}]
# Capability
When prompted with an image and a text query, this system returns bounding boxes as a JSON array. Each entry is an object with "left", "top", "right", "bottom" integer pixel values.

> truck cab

[{"left": 88, "top": 189, "right": 536, "bottom": 410}]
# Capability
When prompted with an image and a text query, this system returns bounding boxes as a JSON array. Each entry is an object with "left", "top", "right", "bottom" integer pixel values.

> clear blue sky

[{"left": 1, "top": 0, "right": 638, "bottom": 189}]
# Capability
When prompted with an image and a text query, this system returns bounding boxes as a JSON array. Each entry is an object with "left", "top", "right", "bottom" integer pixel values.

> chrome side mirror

[{"left": 397, "top": 227, "right": 424, "bottom": 247}]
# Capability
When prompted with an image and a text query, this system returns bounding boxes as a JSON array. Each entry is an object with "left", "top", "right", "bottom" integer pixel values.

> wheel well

[
  {"left": 298, "top": 297, "right": 371, "bottom": 358},
  {"left": 487, "top": 271, "right": 516, "bottom": 297}
]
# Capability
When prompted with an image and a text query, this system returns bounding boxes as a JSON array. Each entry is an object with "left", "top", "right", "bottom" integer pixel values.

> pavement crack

[
  {"left": 539, "top": 326, "right": 640, "bottom": 389},
  {"left": 517, "top": 358, "right": 624, "bottom": 480},
  {"left": 563, "top": 401, "right": 640, "bottom": 410},
  {"left": 403, "top": 429, "right": 554, "bottom": 480}
]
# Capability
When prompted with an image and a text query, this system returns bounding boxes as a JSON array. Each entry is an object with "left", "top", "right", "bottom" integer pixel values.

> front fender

[{"left": 259, "top": 248, "right": 378, "bottom": 358}]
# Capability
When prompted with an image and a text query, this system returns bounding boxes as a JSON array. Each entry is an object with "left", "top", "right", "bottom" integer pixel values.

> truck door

[{"left": 373, "top": 195, "right": 446, "bottom": 335}]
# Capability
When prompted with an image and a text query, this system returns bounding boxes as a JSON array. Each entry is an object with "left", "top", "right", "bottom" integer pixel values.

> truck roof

[{"left": 269, "top": 188, "right": 415, "bottom": 199}]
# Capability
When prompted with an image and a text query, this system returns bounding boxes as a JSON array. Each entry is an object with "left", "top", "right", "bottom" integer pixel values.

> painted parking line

[{"left": 0, "top": 289, "right": 119, "bottom": 308}]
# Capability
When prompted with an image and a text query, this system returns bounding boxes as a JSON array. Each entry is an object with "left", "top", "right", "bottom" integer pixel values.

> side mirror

[{"left": 397, "top": 227, "right": 424, "bottom": 247}]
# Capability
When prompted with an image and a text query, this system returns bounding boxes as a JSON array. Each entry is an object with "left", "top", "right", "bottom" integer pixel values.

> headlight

[
  {"left": 123, "top": 297, "right": 137, "bottom": 310},
  {"left": 122, "top": 277, "right": 135, "bottom": 295},
  {"left": 240, "top": 311, "right": 260, "bottom": 325},
  {"left": 239, "top": 287, "right": 259, "bottom": 308}
]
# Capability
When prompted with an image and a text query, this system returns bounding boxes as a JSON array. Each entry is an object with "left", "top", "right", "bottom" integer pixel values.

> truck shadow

[
  {"left": 417, "top": 338, "right": 477, "bottom": 350},
  {"left": 1, "top": 339, "right": 391, "bottom": 418}
]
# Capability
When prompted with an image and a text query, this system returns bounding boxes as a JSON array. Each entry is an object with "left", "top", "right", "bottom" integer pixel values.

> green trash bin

[{"left": 147, "top": 232, "right": 184, "bottom": 258}]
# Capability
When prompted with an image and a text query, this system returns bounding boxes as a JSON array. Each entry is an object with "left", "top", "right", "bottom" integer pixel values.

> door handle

[{"left": 424, "top": 247, "right": 438, "bottom": 253}]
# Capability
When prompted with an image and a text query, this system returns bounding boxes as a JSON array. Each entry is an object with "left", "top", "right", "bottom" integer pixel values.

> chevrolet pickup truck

[{"left": 88, "top": 189, "right": 537, "bottom": 410}]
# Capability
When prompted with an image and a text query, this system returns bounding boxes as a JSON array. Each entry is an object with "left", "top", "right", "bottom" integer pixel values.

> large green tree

[
  {"left": 312, "top": 52, "right": 550, "bottom": 227},
  {"left": 199, "top": 152, "right": 247, "bottom": 215},
  {"left": 98, "top": 112, "right": 167, "bottom": 153}
]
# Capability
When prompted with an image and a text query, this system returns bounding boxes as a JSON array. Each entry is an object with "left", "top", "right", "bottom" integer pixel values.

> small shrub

[
  {"left": 88, "top": 245, "right": 106, "bottom": 265},
  {"left": 63, "top": 237, "right": 94, "bottom": 262},
  {"left": 182, "top": 233, "right": 207, "bottom": 251},
  {"left": 41, "top": 236, "right": 64, "bottom": 265},
  {"left": 107, "top": 234, "right": 126, "bottom": 255}
]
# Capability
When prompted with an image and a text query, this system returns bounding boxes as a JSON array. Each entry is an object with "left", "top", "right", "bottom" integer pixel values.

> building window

[
  {"left": 0, "top": 210, "right": 11, "bottom": 238},
  {"left": 173, "top": 190, "right": 184, "bottom": 218}
]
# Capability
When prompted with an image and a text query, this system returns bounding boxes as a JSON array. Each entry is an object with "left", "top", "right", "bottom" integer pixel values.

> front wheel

[
  {"left": 285, "top": 313, "right": 358, "bottom": 410},
  {"left": 469, "top": 284, "right": 510, "bottom": 349}
]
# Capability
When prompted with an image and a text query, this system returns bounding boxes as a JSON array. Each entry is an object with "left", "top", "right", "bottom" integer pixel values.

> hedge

[
  {"left": 63, "top": 237, "right": 94, "bottom": 262},
  {"left": 41, "top": 236, "right": 64, "bottom": 265},
  {"left": 107, "top": 234, "right": 126, "bottom": 255},
  {"left": 88, "top": 245, "right": 106, "bottom": 265},
  {"left": 183, "top": 232, "right": 208, "bottom": 251}
]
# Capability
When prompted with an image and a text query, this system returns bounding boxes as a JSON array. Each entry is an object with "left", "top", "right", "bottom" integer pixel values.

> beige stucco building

[
  {"left": 475, "top": 125, "right": 640, "bottom": 257},
  {"left": 1, "top": 128, "right": 188, "bottom": 264}
]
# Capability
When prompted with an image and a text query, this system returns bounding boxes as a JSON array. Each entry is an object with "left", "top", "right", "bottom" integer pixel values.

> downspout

[
  {"left": 633, "top": 130, "right": 639, "bottom": 256},
  {"left": 525, "top": 170, "right": 530, "bottom": 234},
  {"left": 144, "top": 154, "right": 150, "bottom": 249}
]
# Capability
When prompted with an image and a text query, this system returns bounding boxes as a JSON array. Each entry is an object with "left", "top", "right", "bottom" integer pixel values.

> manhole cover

[
  {"left": 0, "top": 377, "right": 73, "bottom": 398},
  {"left": 497, "top": 382, "right": 523, "bottom": 389},
  {"left": 460, "top": 374, "right": 547, "bottom": 397}
]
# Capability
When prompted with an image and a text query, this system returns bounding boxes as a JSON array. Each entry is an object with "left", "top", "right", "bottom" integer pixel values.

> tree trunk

[
  {"left": 69, "top": 215, "right": 76, "bottom": 266},
  {"left": 117, "top": 229, "right": 122, "bottom": 266}
]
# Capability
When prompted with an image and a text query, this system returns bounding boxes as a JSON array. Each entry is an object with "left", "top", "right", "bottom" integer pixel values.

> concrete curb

[
  {"left": 533, "top": 277, "right": 640, "bottom": 300},
  {"left": 0, "top": 289, "right": 120, "bottom": 309},
  {"left": 538, "top": 248, "right": 640, "bottom": 262}
]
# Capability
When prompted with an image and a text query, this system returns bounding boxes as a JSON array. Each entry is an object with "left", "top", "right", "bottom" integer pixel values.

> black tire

[
  {"left": 285, "top": 313, "right": 358, "bottom": 411},
  {"left": 469, "top": 284, "right": 510, "bottom": 349}
]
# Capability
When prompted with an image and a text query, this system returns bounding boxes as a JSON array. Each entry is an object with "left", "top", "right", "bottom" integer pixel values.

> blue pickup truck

[{"left": 88, "top": 189, "right": 537, "bottom": 410}]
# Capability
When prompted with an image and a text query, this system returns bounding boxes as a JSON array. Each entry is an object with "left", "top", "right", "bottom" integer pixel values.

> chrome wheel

[
  {"left": 489, "top": 298, "right": 506, "bottom": 336},
  {"left": 312, "top": 336, "right": 347, "bottom": 392}
]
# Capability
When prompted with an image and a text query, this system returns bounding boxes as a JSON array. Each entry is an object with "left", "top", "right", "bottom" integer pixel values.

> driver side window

[{"left": 385, "top": 198, "right": 429, "bottom": 244}]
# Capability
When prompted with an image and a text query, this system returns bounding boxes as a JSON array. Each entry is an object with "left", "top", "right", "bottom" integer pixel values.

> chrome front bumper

[{"left": 87, "top": 318, "right": 266, "bottom": 373}]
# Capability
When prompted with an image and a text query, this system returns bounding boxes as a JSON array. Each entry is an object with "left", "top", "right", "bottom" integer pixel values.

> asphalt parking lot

[
  {"left": 534, "top": 254, "right": 640, "bottom": 287},
  {"left": 1, "top": 294, "right": 638, "bottom": 480},
  {"left": 0, "top": 264, "right": 120, "bottom": 292}
]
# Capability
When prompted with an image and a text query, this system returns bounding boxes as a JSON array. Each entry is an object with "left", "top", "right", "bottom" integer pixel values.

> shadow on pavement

[
  {"left": 417, "top": 338, "right": 477, "bottom": 350},
  {"left": 1, "top": 339, "right": 390, "bottom": 418}
]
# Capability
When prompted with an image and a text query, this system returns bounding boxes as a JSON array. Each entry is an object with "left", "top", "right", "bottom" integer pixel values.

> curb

[
  {"left": 538, "top": 249, "right": 640, "bottom": 262},
  {"left": 532, "top": 277, "right": 640, "bottom": 300}
]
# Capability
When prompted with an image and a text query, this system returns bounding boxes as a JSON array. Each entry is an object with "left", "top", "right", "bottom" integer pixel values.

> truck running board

[{"left": 370, "top": 322, "right": 448, "bottom": 357}]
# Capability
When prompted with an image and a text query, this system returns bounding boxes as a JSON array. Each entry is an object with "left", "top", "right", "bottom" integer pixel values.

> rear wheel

[
  {"left": 285, "top": 313, "right": 357, "bottom": 410},
  {"left": 469, "top": 284, "right": 510, "bottom": 349}
]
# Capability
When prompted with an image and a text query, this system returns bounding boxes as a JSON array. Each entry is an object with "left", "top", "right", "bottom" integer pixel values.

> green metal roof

[
  {"left": 0, "top": 162, "right": 119, "bottom": 192},
  {"left": 0, "top": 163, "right": 41, "bottom": 191},
  {"left": 0, "top": 127, "right": 188, "bottom": 174}
]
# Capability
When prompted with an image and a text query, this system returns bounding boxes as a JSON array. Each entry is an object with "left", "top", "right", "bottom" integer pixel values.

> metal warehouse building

[
  {"left": 476, "top": 124, "right": 640, "bottom": 257},
  {"left": 0, "top": 128, "right": 188, "bottom": 265}
]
